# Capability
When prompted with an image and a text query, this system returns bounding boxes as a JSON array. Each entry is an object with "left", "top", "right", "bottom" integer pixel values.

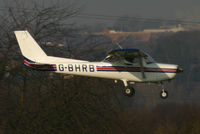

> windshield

[
  {"left": 104, "top": 55, "right": 118, "bottom": 62},
  {"left": 142, "top": 52, "right": 155, "bottom": 64},
  {"left": 104, "top": 51, "right": 155, "bottom": 64},
  {"left": 124, "top": 51, "right": 155, "bottom": 64}
]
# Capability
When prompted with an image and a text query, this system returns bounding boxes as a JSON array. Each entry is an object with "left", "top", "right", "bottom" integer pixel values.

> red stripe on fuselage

[
  {"left": 97, "top": 67, "right": 176, "bottom": 72},
  {"left": 24, "top": 60, "right": 56, "bottom": 69}
]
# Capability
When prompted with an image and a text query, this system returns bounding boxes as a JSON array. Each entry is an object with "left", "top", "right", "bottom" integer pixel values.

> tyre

[
  {"left": 124, "top": 87, "right": 135, "bottom": 97},
  {"left": 160, "top": 90, "right": 168, "bottom": 99}
]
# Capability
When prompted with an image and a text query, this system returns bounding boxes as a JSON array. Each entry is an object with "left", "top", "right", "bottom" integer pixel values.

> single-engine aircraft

[{"left": 14, "top": 30, "right": 183, "bottom": 99}]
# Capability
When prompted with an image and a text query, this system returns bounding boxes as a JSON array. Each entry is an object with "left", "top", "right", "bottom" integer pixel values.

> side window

[
  {"left": 125, "top": 57, "right": 139, "bottom": 63},
  {"left": 124, "top": 57, "right": 140, "bottom": 66},
  {"left": 125, "top": 57, "right": 135, "bottom": 63}
]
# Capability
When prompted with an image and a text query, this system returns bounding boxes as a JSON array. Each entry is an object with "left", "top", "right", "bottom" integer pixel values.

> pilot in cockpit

[{"left": 124, "top": 56, "right": 139, "bottom": 65}]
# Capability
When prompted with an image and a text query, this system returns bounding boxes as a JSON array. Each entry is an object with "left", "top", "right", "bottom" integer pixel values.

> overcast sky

[
  {"left": 82, "top": 0, "right": 200, "bottom": 18},
  {"left": 1, "top": 0, "right": 200, "bottom": 24},
  {"left": 65, "top": 0, "right": 199, "bottom": 24}
]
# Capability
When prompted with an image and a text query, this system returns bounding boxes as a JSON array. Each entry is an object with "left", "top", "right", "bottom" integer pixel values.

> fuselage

[
  {"left": 23, "top": 55, "right": 179, "bottom": 83},
  {"left": 53, "top": 61, "right": 178, "bottom": 82}
]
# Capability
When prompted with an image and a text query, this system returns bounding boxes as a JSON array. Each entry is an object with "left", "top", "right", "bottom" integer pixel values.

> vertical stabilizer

[{"left": 14, "top": 31, "right": 47, "bottom": 62}]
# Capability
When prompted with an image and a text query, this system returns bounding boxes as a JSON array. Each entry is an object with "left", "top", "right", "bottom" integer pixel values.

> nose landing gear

[
  {"left": 160, "top": 90, "right": 168, "bottom": 99},
  {"left": 159, "top": 82, "right": 168, "bottom": 99}
]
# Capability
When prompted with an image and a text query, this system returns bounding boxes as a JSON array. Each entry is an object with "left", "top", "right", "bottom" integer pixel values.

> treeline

[
  {"left": 0, "top": 74, "right": 123, "bottom": 133},
  {"left": 118, "top": 104, "right": 200, "bottom": 134},
  {"left": 1, "top": 73, "right": 200, "bottom": 134}
]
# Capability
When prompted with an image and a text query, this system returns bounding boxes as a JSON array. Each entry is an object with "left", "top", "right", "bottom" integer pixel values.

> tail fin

[
  {"left": 14, "top": 30, "right": 47, "bottom": 62},
  {"left": 15, "top": 30, "right": 87, "bottom": 64}
]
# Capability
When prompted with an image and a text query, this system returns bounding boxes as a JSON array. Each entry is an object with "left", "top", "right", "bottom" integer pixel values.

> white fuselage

[{"left": 53, "top": 61, "right": 178, "bottom": 82}]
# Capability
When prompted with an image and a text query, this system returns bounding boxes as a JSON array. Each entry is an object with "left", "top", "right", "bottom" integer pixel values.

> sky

[
  {"left": 1, "top": 0, "right": 200, "bottom": 24},
  {"left": 82, "top": 0, "right": 200, "bottom": 16},
  {"left": 79, "top": 0, "right": 200, "bottom": 22}
]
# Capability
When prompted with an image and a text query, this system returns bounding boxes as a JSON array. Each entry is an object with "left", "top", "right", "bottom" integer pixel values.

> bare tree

[{"left": 0, "top": 1, "right": 125, "bottom": 134}]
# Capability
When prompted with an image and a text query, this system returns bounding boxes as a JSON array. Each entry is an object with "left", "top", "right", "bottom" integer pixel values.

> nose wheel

[
  {"left": 160, "top": 90, "right": 168, "bottom": 99},
  {"left": 159, "top": 82, "right": 168, "bottom": 99}
]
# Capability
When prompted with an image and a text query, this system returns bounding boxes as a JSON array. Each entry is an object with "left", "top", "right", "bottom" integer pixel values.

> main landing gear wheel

[
  {"left": 121, "top": 80, "right": 135, "bottom": 97},
  {"left": 124, "top": 87, "right": 135, "bottom": 97},
  {"left": 160, "top": 90, "right": 168, "bottom": 99}
]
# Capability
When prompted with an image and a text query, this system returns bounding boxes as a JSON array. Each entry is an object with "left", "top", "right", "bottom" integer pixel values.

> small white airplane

[{"left": 14, "top": 30, "right": 183, "bottom": 99}]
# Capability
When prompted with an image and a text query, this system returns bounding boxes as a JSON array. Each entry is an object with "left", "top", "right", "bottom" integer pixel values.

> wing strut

[{"left": 139, "top": 55, "right": 146, "bottom": 79}]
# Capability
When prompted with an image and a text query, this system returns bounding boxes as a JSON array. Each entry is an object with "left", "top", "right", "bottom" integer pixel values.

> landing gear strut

[
  {"left": 119, "top": 80, "right": 168, "bottom": 99},
  {"left": 159, "top": 82, "right": 168, "bottom": 99},
  {"left": 122, "top": 80, "right": 135, "bottom": 97}
]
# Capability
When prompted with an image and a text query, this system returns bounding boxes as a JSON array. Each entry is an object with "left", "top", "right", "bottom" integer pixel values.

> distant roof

[{"left": 110, "top": 49, "right": 140, "bottom": 53}]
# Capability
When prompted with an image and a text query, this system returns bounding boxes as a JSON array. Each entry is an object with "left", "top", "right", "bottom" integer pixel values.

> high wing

[{"left": 104, "top": 49, "right": 153, "bottom": 78}]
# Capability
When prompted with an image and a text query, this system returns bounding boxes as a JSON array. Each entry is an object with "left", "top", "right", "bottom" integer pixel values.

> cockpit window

[
  {"left": 104, "top": 51, "right": 155, "bottom": 64},
  {"left": 125, "top": 57, "right": 135, "bottom": 63},
  {"left": 104, "top": 55, "right": 118, "bottom": 62},
  {"left": 143, "top": 53, "right": 155, "bottom": 64},
  {"left": 124, "top": 52, "right": 155, "bottom": 64}
]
